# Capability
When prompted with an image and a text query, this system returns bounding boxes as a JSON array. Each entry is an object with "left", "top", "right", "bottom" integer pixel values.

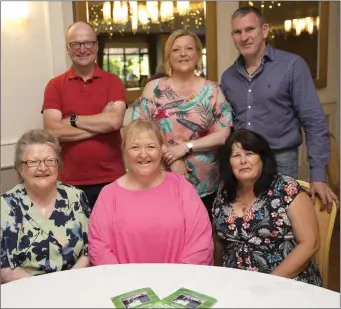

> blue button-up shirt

[{"left": 221, "top": 44, "right": 330, "bottom": 182}]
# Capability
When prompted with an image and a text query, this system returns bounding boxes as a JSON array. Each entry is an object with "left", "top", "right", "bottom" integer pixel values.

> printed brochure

[
  {"left": 111, "top": 287, "right": 160, "bottom": 308},
  {"left": 111, "top": 287, "right": 217, "bottom": 308}
]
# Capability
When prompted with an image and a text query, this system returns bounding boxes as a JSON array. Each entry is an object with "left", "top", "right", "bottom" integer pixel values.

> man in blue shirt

[{"left": 221, "top": 6, "right": 338, "bottom": 211}]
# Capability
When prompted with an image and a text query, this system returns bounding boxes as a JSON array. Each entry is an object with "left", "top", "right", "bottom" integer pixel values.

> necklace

[
  {"left": 39, "top": 205, "right": 53, "bottom": 215},
  {"left": 28, "top": 189, "right": 56, "bottom": 216},
  {"left": 246, "top": 66, "right": 259, "bottom": 78},
  {"left": 171, "top": 76, "right": 197, "bottom": 97},
  {"left": 36, "top": 200, "right": 55, "bottom": 215},
  {"left": 238, "top": 200, "right": 249, "bottom": 212},
  {"left": 177, "top": 84, "right": 195, "bottom": 97},
  {"left": 236, "top": 197, "right": 255, "bottom": 213}
]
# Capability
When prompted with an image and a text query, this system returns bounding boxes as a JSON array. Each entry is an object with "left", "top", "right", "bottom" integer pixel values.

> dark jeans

[
  {"left": 76, "top": 182, "right": 111, "bottom": 210},
  {"left": 201, "top": 191, "right": 217, "bottom": 222},
  {"left": 273, "top": 147, "right": 299, "bottom": 179}
]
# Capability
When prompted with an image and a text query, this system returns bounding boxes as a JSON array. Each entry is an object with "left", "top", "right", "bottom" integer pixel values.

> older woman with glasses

[{"left": 1, "top": 130, "right": 90, "bottom": 283}]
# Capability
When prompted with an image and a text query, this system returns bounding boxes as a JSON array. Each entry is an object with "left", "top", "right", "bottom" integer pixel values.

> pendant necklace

[{"left": 236, "top": 197, "right": 254, "bottom": 213}]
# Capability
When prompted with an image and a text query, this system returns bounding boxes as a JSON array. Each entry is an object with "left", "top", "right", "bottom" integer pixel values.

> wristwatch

[
  {"left": 70, "top": 114, "right": 78, "bottom": 128},
  {"left": 186, "top": 142, "right": 194, "bottom": 154}
]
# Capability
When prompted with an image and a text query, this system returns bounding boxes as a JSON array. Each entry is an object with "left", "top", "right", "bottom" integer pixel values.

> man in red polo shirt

[{"left": 42, "top": 21, "right": 127, "bottom": 209}]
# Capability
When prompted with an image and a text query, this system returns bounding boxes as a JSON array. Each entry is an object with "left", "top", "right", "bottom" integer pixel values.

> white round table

[{"left": 1, "top": 264, "right": 339, "bottom": 308}]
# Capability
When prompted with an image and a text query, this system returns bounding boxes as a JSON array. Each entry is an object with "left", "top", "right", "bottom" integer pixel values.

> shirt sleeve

[
  {"left": 278, "top": 175, "right": 307, "bottom": 210},
  {"left": 109, "top": 74, "right": 127, "bottom": 107},
  {"left": 290, "top": 57, "right": 330, "bottom": 182},
  {"left": 74, "top": 190, "right": 91, "bottom": 256},
  {"left": 88, "top": 185, "right": 119, "bottom": 265},
  {"left": 178, "top": 178, "right": 214, "bottom": 265},
  {"left": 211, "top": 181, "right": 225, "bottom": 221},
  {"left": 208, "top": 84, "right": 234, "bottom": 133},
  {"left": 131, "top": 97, "right": 157, "bottom": 120},
  {"left": 42, "top": 79, "right": 62, "bottom": 112},
  {"left": 0, "top": 196, "right": 18, "bottom": 269}
]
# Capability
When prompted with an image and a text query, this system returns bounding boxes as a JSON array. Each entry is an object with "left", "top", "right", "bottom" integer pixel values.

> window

[{"left": 103, "top": 47, "right": 150, "bottom": 90}]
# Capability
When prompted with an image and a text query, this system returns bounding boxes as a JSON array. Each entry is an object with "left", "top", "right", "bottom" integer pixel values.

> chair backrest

[
  {"left": 327, "top": 133, "right": 340, "bottom": 195},
  {"left": 297, "top": 180, "right": 337, "bottom": 288}
]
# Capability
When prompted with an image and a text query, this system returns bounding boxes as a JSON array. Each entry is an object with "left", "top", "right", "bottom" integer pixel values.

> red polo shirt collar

[{"left": 67, "top": 65, "right": 104, "bottom": 80}]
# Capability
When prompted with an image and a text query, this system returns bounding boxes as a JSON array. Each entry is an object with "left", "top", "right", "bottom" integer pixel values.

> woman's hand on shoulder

[{"left": 164, "top": 144, "right": 190, "bottom": 165}]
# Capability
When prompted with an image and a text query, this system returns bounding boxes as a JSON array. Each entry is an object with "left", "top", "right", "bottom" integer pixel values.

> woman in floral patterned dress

[
  {"left": 132, "top": 30, "right": 233, "bottom": 219},
  {"left": 212, "top": 129, "right": 322, "bottom": 286},
  {"left": 1, "top": 130, "right": 90, "bottom": 283}
]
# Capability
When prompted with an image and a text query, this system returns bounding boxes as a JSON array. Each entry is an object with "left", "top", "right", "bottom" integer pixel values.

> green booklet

[
  {"left": 111, "top": 287, "right": 160, "bottom": 308},
  {"left": 111, "top": 287, "right": 217, "bottom": 308},
  {"left": 154, "top": 288, "right": 217, "bottom": 308}
]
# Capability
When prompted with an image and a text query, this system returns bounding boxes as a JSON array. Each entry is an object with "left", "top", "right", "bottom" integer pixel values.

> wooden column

[{"left": 205, "top": 2, "right": 218, "bottom": 82}]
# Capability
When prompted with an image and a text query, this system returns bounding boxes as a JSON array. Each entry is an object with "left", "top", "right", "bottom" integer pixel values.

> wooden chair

[
  {"left": 297, "top": 180, "right": 337, "bottom": 288},
  {"left": 326, "top": 133, "right": 340, "bottom": 230},
  {"left": 326, "top": 133, "right": 340, "bottom": 200}
]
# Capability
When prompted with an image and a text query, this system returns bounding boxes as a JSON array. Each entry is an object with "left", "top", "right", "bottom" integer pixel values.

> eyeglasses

[
  {"left": 69, "top": 41, "right": 97, "bottom": 51},
  {"left": 21, "top": 158, "right": 58, "bottom": 168}
]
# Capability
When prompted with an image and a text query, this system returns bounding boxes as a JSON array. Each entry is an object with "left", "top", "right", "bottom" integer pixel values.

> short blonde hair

[
  {"left": 164, "top": 29, "right": 203, "bottom": 76},
  {"left": 14, "top": 129, "right": 62, "bottom": 179},
  {"left": 122, "top": 119, "right": 164, "bottom": 150}
]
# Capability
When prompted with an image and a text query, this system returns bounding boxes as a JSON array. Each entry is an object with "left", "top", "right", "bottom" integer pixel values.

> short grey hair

[
  {"left": 14, "top": 129, "right": 63, "bottom": 179},
  {"left": 232, "top": 6, "right": 266, "bottom": 25}
]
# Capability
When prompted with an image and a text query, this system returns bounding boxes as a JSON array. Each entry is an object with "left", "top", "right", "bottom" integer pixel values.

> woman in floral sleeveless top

[
  {"left": 213, "top": 129, "right": 322, "bottom": 286},
  {"left": 132, "top": 30, "right": 233, "bottom": 218}
]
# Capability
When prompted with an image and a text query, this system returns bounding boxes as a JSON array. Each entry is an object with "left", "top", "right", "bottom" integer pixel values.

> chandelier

[
  {"left": 88, "top": 1, "right": 205, "bottom": 34},
  {"left": 283, "top": 17, "right": 319, "bottom": 36},
  {"left": 247, "top": 1, "right": 319, "bottom": 37}
]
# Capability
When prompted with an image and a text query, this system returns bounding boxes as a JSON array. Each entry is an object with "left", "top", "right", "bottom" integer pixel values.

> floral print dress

[
  {"left": 0, "top": 182, "right": 90, "bottom": 276},
  {"left": 132, "top": 77, "right": 233, "bottom": 197},
  {"left": 212, "top": 174, "right": 322, "bottom": 286}
]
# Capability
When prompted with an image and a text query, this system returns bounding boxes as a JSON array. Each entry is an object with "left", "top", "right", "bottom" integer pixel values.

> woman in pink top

[{"left": 88, "top": 119, "right": 213, "bottom": 265}]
